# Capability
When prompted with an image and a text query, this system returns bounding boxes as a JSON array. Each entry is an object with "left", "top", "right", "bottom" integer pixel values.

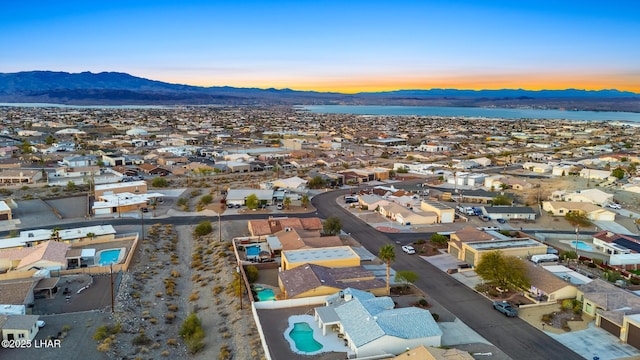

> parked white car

[
  {"left": 401, "top": 245, "right": 416, "bottom": 254},
  {"left": 608, "top": 203, "right": 622, "bottom": 209}
]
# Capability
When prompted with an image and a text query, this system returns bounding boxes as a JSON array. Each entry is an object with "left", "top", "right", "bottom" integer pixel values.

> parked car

[
  {"left": 496, "top": 218, "right": 506, "bottom": 224},
  {"left": 493, "top": 301, "right": 518, "bottom": 317},
  {"left": 608, "top": 203, "right": 622, "bottom": 209},
  {"left": 276, "top": 203, "right": 284, "bottom": 210},
  {"left": 37, "top": 320, "right": 46, "bottom": 328},
  {"left": 401, "top": 245, "right": 416, "bottom": 254},
  {"left": 479, "top": 215, "right": 491, "bottom": 222},
  {"left": 480, "top": 226, "right": 499, "bottom": 231}
]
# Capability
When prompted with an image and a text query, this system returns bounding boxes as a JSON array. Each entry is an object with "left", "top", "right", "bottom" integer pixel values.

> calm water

[{"left": 300, "top": 105, "right": 640, "bottom": 122}]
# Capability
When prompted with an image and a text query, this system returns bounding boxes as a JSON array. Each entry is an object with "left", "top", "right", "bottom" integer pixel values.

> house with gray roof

[
  {"left": 0, "top": 314, "right": 40, "bottom": 341},
  {"left": 314, "top": 288, "right": 442, "bottom": 358},
  {"left": 482, "top": 206, "right": 537, "bottom": 221}
]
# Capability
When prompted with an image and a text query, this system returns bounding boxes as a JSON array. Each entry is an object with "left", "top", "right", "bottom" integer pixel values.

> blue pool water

[
  {"left": 571, "top": 241, "right": 594, "bottom": 252},
  {"left": 98, "top": 249, "right": 121, "bottom": 266},
  {"left": 256, "top": 288, "right": 275, "bottom": 301},
  {"left": 246, "top": 246, "right": 260, "bottom": 257},
  {"left": 289, "top": 322, "right": 323, "bottom": 353}
]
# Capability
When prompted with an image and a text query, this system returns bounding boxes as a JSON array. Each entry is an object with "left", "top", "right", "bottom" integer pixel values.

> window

[{"left": 18, "top": 333, "right": 25, "bottom": 338}]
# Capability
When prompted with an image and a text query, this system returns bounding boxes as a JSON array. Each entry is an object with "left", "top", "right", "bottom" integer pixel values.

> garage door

[
  {"left": 449, "top": 247, "right": 459, "bottom": 258},
  {"left": 0, "top": 213, "right": 8, "bottom": 220},
  {"left": 600, "top": 317, "right": 621, "bottom": 337},
  {"left": 628, "top": 324, "right": 640, "bottom": 350}
]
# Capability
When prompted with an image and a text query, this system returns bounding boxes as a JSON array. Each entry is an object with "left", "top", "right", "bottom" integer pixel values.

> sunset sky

[{"left": 2, "top": 0, "right": 639, "bottom": 93}]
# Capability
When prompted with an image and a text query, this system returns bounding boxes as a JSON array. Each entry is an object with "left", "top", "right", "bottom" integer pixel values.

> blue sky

[{"left": 2, "top": 1, "right": 639, "bottom": 92}]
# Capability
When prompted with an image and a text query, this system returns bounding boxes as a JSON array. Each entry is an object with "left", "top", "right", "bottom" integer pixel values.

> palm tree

[
  {"left": 50, "top": 227, "right": 62, "bottom": 242},
  {"left": 378, "top": 245, "right": 396, "bottom": 295},
  {"left": 283, "top": 197, "right": 291, "bottom": 210},
  {"left": 301, "top": 195, "right": 309, "bottom": 210}
]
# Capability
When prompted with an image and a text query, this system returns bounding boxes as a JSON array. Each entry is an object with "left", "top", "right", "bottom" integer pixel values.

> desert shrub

[
  {"left": 431, "top": 313, "right": 439, "bottom": 321},
  {"left": 161, "top": 350, "right": 170, "bottom": 356},
  {"left": 213, "top": 285, "right": 223, "bottom": 295},
  {"left": 193, "top": 221, "right": 213, "bottom": 237},
  {"left": 171, "top": 270, "right": 181, "bottom": 278},
  {"left": 62, "top": 324, "right": 72, "bottom": 332},
  {"left": 418, "top": 298, "right": 429, "bottom": 307},
  {"left": 573, "top": 301, "right": 583, "bottom": 314},
  {"left": 180, "top": 313, "right": 205, "bottom": 354},
  {"left": 189, "top": 292, "right": 200, "bottom": 301},
  {"left": 219, "top": 345, "right": 232, "bottom": 360},
  {"left": 93, "top": 326, "right": 109, "bottom": 341},
  {"left": 542, "top": 313, "right": 554, "bottom": 322},
  {"left": 415, "top": 239, "right": 426, "bottom": 245},
  {"left": 96, "top": 341, "right": 111, "bottom": 352},
  {"left": 132, "top": 333, "right": 152, "bottom": 346},
  {"left": 167, "top": 338, "right": 178, "bottom": 346},
  {"left": 561, "top": 299, "right": 576, "bottom": 311},
  {"left": 167, "top": 304, "right": 179, "bottom": 312}
]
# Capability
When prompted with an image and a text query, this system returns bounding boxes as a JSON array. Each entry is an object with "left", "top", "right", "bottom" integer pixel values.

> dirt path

[{"left": 99, "top": 221, "right": 263, "bottom": 359}]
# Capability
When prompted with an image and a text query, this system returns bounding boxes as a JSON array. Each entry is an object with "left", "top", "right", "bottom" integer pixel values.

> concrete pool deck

[{"left": 284, "top": 314, "right": 350, "bottom": 356}]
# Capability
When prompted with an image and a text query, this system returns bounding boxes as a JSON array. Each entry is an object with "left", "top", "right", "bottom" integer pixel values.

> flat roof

[
  {"left": 421, "top": 200, "right": 453, "bottom": 210},
  {"left": 468, "top": 238, "right": 544, "bottom": 251},
  {"left": 283, "top": 246, "right": 359, "bottom": 264},
  {"left": 95, "top": 180, "right": 147, "bottom": 190}
]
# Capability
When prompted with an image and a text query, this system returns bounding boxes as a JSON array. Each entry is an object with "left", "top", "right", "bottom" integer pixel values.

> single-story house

[
  {"left": 278, "top": 263, "right": 387, "bottom": 299},
  {"left": 0, "top": 314, "right": 40, "bottom": 341},
  {"left": 314, "top": 288, "right": 442, "bottom": 358},
  {"left": 482, "top": 206, "right": 537, "bottom": 221},
  {"left": 542, "top": 201, "right": 616, "bottom": 222}
]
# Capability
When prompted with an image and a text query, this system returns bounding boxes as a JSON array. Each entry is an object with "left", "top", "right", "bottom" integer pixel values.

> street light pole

[{"left": 218, "top": 211, "right": 222, "bottom": 242}]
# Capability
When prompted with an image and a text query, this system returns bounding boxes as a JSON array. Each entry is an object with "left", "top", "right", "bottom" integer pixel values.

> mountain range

[{"left": 0, "top": 71, "right": 639, "bottom": 111}]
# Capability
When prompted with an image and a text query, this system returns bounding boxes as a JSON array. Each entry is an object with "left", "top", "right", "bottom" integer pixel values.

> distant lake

[{"left": 300, "top": 105, "right": 640, "bottom": 122}]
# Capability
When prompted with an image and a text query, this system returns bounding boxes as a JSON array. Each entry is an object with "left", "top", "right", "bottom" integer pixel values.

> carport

[{"left": 34, "top": 277, "right": 60, "bottom": 299}]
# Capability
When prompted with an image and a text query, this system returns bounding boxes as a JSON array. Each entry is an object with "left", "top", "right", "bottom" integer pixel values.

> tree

[
  {"left": 66, "top": 181, "right": 77, "bottom": 192},
  {"left": 565, "top": 212, "right": 591, "bottom": 227},
  {"left": 245, "top": 194, "right": 259, "bottom": 209},
  {"left": 430, "top": 233, "right": 449, "bottom": 247},
  {"left": 491, "top": 194, "right": 512, "bottom": 206},
  {"left": 45, "top": 135, "right": 56, "bottom": 145},
  {"left": 308, "top": 176, "right": 326, "bottom": 189},
  {"left": 19, "top": 140, "right": 32, "bottom": 154},
  {"left": 611, "top": 167, "right": 625, "bottom": 180},
  {"left": 395, "top": 270, "right": 418, "bottom": 291},
  {"left": 301, "top": 195, "right": 310, "bottom": 209},
  {"left": 152, "top": 177, "right": 168, "bottom": 187},
  {"left": 379, "top": 244, "right": 396, "bottom": 295},
  {"left": 199, "top": 194, "right": 213, "bottom": 205},
  {"left": 283, "top": 197, "right": 291, "bottom": 209},
  {"left": 322, "top": 216, "right": 342, "bottom": 236},
  {"left": 475, "top": 250, "right": 529, "bottom": 290}
]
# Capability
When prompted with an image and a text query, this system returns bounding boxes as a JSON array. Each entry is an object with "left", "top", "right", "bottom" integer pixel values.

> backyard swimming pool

[
  {"left": 289, "top": 322, "right": 323, "bottom": 353},
  {"left": 253, "top": 286, "right": 275, "bottom": 301},
  {"left": 571, "top": 241, "right": 594, "bottom": 252},
  {"left": 246, "top": 246, "right": 260, "bottom": 257},
  {"left": 97, "top": 249, "right": 122, "bottom": 266}
]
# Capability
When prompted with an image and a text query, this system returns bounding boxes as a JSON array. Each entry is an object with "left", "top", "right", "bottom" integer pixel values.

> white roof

[
  {"left": 81, "top": 249, "right": 96, "bottom": 257},
  {"left": 0, "top": 225, "right": 116, "bottom": 250},
  {"left": 0, "top": 201, "right": 10, "bottom": 212},
  {"left": 95, "top": 180, "right": 147, "bottom": 191},
  {"left": 93, "top": 192, "right": 162, "bottom": 209}
]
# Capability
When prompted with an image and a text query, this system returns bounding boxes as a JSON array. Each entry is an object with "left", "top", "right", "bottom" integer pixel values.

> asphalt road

[
  {"left": 1, "top": 186, "right": 584, "bottom": 359},
  {"left": 311, "top": 189, "right": 584, "bottom": 360}
]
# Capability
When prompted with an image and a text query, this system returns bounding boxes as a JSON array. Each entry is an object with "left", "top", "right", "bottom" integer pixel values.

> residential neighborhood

[{"left": 0, "top": 104, "right": 640, "bottom": 359}]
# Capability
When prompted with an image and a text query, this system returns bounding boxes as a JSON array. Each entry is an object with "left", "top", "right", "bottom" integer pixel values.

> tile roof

[
  {"left": 327, "top": 288, "right": 442, "bottom": 347},
  {"left": 18, "top": 241, "right": 70, "bottom": 270},
  {"left": 279, "top": 264, "right": 385, "bottom": 298}
]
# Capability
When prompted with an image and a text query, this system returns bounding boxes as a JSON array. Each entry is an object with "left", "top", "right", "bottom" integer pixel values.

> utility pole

[
  {"left": 218, "top": 211, "right": 222, "bottom": 242},
  {"left": 110, "top": 263, "right": 114, "bottom": 313},
  {"left": 140, "top": 208, "right": 145, "bottom": 240}
]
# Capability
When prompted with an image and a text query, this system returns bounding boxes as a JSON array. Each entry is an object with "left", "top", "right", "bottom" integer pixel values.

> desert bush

[
  {"left": 161, "top": 350, "right": 170, "bottom": 356},
  {"left": 168, "top": 304, "right": 179, "bottom": 312},
  {"left": 132, "top": 333, "right": 152, "bottom": 346},
  {"left": 194, "top": 221, "right": 213, "bottom": 237},
  {"left": 541, "top": 313, "right": 554, "bottom": 322},
  {"left": 171, "top": 270, "right": 181, "bottom": 278},
  {"left": 62, "top": 324, "right": 72, "bottom": 332},
  {"left": 180, "top": 313, "right": 205, "bottom": 354},
  {"left": 219, "top": 345, "right": 232, "bottom": 360},
  {"left": 418, "top": 298, "right": 429, "bottom": 307},
  {"left": 213, "top": 285, "right": 223, "bottom": 295},
  {"left": 93, "top": 326, "right": 109, "bottom": 341},
  {"left": 189, "top": 292, "right": 200, "bottom": 301},
  {"left": 167, "top": 338, "right": 178, "bottom": 346},
  {"left": 149, "top": 318, "right": 158, "bottom": 325}
]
